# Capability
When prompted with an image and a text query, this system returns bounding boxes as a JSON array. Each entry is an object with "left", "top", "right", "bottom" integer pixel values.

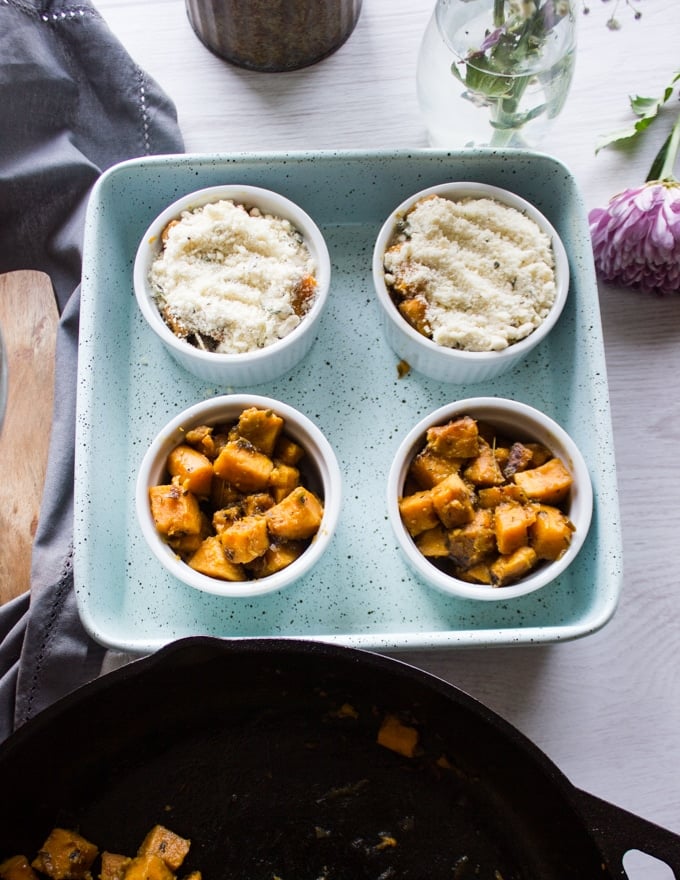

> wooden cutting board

[{"left": 0, "top": 270, "right": 59, "bottom": 605}]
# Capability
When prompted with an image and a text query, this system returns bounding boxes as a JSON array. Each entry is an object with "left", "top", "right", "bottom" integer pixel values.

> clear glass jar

[
  {"left": 417, "top": 0, "right": 577, "bottom": 149},
  {"left": 185, "top": 0, "right": 363, "bottom": 72}
]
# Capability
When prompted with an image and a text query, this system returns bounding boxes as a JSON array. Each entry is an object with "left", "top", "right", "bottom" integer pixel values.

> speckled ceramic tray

[{"left": 75, "top": 149, "right": 622, "bottom": 654}]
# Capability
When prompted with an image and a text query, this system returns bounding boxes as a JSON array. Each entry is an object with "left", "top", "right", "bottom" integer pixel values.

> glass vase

[{"left": 416, "top": 0, "right": 577, "bottom": 149}]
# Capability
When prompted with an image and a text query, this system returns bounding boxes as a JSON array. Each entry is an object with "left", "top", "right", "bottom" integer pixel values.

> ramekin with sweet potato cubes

[
  {"left": 137, "top": 395, "right": 341, "bottom": 597},
  {"left": 149, "top": 406, "right": 324, "bottom": 581},
  {"left": 388, "top": 398, "right": 593, "bottom": 600}
]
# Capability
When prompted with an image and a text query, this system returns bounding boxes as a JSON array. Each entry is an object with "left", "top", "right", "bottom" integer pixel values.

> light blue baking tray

[{"left": 75, "top": 149, "right": 622, "bottom": 654}]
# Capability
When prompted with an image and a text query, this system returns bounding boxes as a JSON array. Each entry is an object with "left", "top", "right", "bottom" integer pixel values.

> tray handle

[{"left": 574, "top": 788, "right": 680, "bottom": 878}]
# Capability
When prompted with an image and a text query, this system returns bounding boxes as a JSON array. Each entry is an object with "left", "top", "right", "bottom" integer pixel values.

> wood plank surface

[{"left": 0, "top": 270, "right": 59, "bottom": 604}]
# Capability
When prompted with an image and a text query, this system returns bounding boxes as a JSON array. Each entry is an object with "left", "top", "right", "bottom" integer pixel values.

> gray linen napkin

[{"left": 0, "top": 0, "right": 184, "bottom": 741}]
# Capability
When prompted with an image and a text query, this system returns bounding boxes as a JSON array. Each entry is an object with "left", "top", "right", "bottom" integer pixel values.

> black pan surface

[{"left": 0, "top": 638, "right": 678, "bottom": 879}]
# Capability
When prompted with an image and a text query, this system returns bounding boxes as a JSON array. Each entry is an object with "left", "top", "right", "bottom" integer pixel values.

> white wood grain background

[{"left": 94, "top": 1, "right": 680, "bottom": 875}]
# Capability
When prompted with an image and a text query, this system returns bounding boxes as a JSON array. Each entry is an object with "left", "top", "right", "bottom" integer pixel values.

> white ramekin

[
  {"left": 133, "top": 184, "right": 331, "bottom": 386},
  {"left": 387, "top": 397, "right": 592, "bottom": 601},
  {"left": 372, "top": 181, "right": 569, "bottom": 384},
  {"left": 137, "top": 393, "right": 342, "bottom": 598}
]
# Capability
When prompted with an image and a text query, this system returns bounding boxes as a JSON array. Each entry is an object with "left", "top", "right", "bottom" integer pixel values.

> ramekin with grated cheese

[
  {"left": 149, "top": 199, "right": 318, "bottom": 355},
  {"left": 383, "top": 194, "right": 557, "bottom": 353}
]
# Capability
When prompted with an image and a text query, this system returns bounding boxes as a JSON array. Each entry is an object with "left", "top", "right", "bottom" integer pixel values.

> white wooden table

[{"left": 93, "top": 2, "right": 680, "bottom": 875}]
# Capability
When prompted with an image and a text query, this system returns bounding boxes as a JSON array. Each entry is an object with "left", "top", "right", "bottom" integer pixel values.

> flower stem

[
  {"left": 647, "top": 109, "right": 680, "bottom": 182},
  {"left": 493, "top": 0, "right": 505, "bottom": 27}
]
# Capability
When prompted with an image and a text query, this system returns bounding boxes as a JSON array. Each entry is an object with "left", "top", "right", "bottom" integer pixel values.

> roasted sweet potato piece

[
  {"left": 220, "top": 515, "right": 270, "bottom": 564},
  {"left": 430, "top": 473, "right": 475, "bottom": 529},
  {"left": 456, "top": 562, "right": 493, "bottom": 585},
  {"left": 490, "top": 546, "right": 538, "bottom": 586},
  {"left": 529, "top": 504, "right": 575, "bottom": 561},
  {"left": 464, "top": 438, "right": 504, "bottom": 487},
  {"left": 123, "top": 854, "right": 174, "bottom": 880},
  {"left": 184, "top": 424, "right": 216, "bottom": 458},
  {"left": 409, "top": 447, "right": 462, "bottom": 489},
  {"left": 494, "top": 502, "right": 537, "bottom": 555},
  {"left": 210, "top": 476, "right": 241, "bottom": 510},
  {"left": 415, "top": 524, "right": 450, "bottom": 558},
  {"left": 213, "top": 439, "right": 274, "bottom": 492},
  {"left": 477, "top": 484, "right": 528, "bottom": 509},
  {"left": 513, "top": 457, "right": 573, "bottom": 504},
  {"left": 149, "top": 483, "right": 202, "bottom": 537},
  {"left": 98, "top": 853, "right": 130, "bottom": 880},
  {"left": 0, "top": 856, "right": 40, "bottom": 880},
  {"left": 398, "top": 296, "right": 431, "bottom": 336},
  {"left": 448, "top": 508, "right": 496, "bottom": 568},
  {"left": 273, "top": 436, "right": 305, "bottom": 466},
  {"left": 426, "top": 416, "right": 479, "bottom": 460},
  {"left": 377, "top": 714, "right": 419, "bottom": 758},
  {"left": 188, "top": 535, "right": 246, "bottom": 581},
  {"left": 268, "top": 463, "right": 300, "bottom": 501},
  {"left": 241, "top": 492, "right": 275, "bottom": 516},
  {"left": 265, "top": 486, "right": 324, "bottom": 540},
  {"left": 31, "top": 829, "right": 98, "bottom": 880},
  {"left": 246, "top": 540, "right": 306, "bottom": 577},
  {"left": 398, "top": 489, "right": 439, "bottom": 537},
  {"left": 166, "top": 444, "right": 214, "bottom": 497},
  {"left": 235, "top": 407, "right": 284, "bottom": 456},
  {"left": 137, "top": 825, "right": 191, "bottom": 872}
]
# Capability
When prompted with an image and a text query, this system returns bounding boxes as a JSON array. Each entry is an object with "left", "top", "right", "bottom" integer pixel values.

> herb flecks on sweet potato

[
  {"left": 148, "top": 407, "right": 324, "bottom": 583},
  {"left": 397, "top": 415, "right": 577, "bottom": 587}
]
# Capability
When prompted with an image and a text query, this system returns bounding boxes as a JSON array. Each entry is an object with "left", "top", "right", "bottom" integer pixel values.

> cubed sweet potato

[
  {"left": 529, "top": 504, "right": 575, "bottom": 561},
  {"left": 415, "top": 525, "right": 450, "bottom": 558},
  {"left": 494, "top": 502, "right": 537, "bottom": 556},
  {"left": 502, "top": 442, "right": 534, "bottom": 478},
  {"left": 464, "top": 438, "right": 504, "bottom": 487},
  {"left": 149, "top": 484, "right": 202, "bottom": 537},
  {"left": 0, "top": 856, "right": 40, "bottom": 880},
  {"left": 398, "top": 489, "right": 439, "bottom": 537},
  {"left": 426, "top": 416, "right": 479, "bottom": 459},
  {"left": 477, "top": 484, "right": 528, "bottom": 509},
  {"left": 490, "top": 546, "right": 538, "bottom": 586},
  {"left": 267, "top": 464, "right": 300, "bottom": 501},
  {"left": 213, "top": 439, "right": 274, "bottom": 492},
  {"left": 456, "top": 562, "right": 493, "bottom": 585},
  {"left": 188, "top": 535, "right": 246, "bottom": 581},
  {"left": 265, "top": 486, "right": 324, "bottom": 540},
  {"left": 377, "top": 714, "right": 419, "bottom": 758},
  {"left": 220, "top": 515, "right": 270, "bottom": 564},
  {"left": 246, "top": 540, "right": 306, "bottom": 577},
  {"left": 166, "top": 444, "right": 214, "bottom": 497},
  {"left": 273, "top": 436, "right": 305, "bottom": 466},
  {"left": 99, "top": 853, "right": 131, "bottom": 880},
  {"left": 122, "top": 855, "right": 174, "bottom": 880},
  {"left": 137, "top": 825, "right": 191, "bottom": 872},
  {"left": 430, "top": 473, "right": 475, "bottom": 529},
  {"left": 235, "top": 407, "right": 284, "bottom": 456},
  {"left": 409, "top": 448, "right": 462, "bottom": 489},
  {"left": 31, "top": 829, "right": 98, "bottom": 880},
  {"left": 513, "top": 457, "right": 573, "bottom": 504},
  {"left": 398, "top": 296, "right": 431, "bottom": 336},
  {"left": 448, "top": 508, "right": 496, "bottom": 568},
  {"left": 241, "top": 492, "right": 275, "bottom": 516}
]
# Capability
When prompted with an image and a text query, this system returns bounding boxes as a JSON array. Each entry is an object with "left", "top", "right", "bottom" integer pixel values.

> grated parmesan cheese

[
  {"left": 383, "top": 195, "right": 557, "bottom": 352},
  {"left": 149, "top": 199, "right": 317, "bottom": 354}
]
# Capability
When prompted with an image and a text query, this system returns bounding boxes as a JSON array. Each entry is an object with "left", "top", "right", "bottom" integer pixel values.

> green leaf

[{"left": 595, "top": 70, "right": 680, "bottom": 154}]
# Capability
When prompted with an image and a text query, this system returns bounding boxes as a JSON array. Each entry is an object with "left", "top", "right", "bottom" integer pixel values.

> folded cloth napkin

[{"left": 0, "top": 0, "right": 184, "bottom": 742}]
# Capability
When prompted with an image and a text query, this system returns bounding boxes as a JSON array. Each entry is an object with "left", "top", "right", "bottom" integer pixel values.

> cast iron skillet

[{"left": 1, "top": 637, "right": 679, "bottom": 879}]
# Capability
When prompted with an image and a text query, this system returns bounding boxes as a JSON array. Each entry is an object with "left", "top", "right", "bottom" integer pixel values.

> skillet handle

[{"left": 574, "top": 788, "right": 680, "bottom": 878}]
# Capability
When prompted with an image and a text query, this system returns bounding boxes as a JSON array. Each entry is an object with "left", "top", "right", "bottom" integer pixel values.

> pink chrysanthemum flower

[{"left": 588, "top": 180, "right": 680, "bottom": 295}]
